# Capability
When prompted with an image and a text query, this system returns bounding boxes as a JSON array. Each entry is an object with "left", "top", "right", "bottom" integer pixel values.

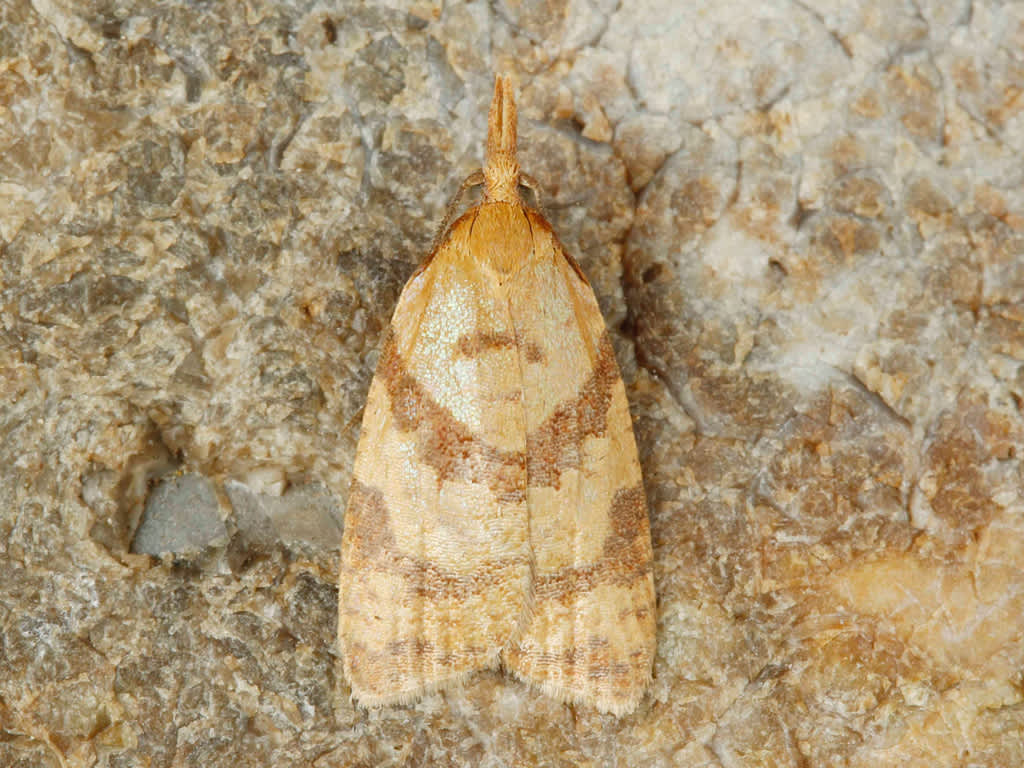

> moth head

[{"left": 483, "top": 75, "right": 522, "bottom": 204}]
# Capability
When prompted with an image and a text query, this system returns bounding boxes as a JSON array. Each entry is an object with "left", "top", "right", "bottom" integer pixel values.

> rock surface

[{"left": 1, "top": 0, "right": 1022, "bottom": 766}]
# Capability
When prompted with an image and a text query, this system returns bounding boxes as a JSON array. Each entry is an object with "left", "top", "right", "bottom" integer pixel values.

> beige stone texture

[{"left": 1, "top": 0, "right": 1022, "bottom": 766}]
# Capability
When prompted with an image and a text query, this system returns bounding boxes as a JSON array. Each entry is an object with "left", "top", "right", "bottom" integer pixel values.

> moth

[{"left": 338, "top": 76, "right": 655, "bottom": 715}]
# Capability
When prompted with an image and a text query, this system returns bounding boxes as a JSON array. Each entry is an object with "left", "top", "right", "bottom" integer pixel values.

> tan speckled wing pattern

[
  {"left": 500, "top": 210, "right": 655, "bottom": 715},
  {"left": 338, "top": 76, "right": 655, "bottom": 715}
]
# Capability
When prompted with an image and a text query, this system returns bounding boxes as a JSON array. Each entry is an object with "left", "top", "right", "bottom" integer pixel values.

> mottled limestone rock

[{"left": 1, "top": 0, "right": 1022, "bottom": 766}]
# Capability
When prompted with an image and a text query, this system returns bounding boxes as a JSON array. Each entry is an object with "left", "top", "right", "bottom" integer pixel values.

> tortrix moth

[{"left": 338, "top": 76, "right": 656, "bottom": 715}]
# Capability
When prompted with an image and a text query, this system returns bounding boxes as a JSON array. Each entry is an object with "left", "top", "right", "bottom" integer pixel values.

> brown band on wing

[
  {"left": 533, "top": 555, "right": 653, "bottom": 604},
  {"left": 347, "top": 479, "right": 530, "bottom": 600},
  {"left": 520, "top": 336, "right": 546, "bottom": 364},
  {"left": 382, "top": 638, "right": 489, "bottom": 668},
  {"left": 457, "top": 330, "right": 517, "bottom": 356},
  {"left": 457, "top": 329, "right": 546, "bottom": 364},
  {"left": 525, "top": 332, "right": 622, "bottom": 488},
  {"left": 344, "top": 479, "right": 396, "bottom": 557},
  {"left": 532, "top": 485, "right": 652, "bottom": 603},
  {"left": 378, "top": 329, "right": 528, "bottom": 504},
  {"left": 601, "top": 484, "right": 649, "bottom": 560},
  {"left": 396, "top": 551, "right": 531, "bottom": 601},
  {"left": 376, "top": 327, "right": 624, "bottom": 497},
  {"left": 346, "top": 637, "right": 496, "bottom": 685},
  {"left": 457, "top": 330, "right": 516, "bottom": 356}
]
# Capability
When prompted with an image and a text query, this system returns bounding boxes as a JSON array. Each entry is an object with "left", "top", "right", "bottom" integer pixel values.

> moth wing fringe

[
  {"left": 503, "top": 666, "right": 648, "bottom": 716},
  {"left": 348, "top": 653, "right": 504, "bottom": 709}
]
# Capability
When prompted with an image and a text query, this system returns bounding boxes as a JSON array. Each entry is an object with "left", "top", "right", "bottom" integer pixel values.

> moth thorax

[{"left": 484, "top": 153, "right": 521, "bottom": 203}]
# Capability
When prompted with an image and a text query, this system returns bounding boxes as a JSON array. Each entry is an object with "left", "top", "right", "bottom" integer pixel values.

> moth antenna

[{"left": 484, "top": 75, "right": 521, "bottom": 203}]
